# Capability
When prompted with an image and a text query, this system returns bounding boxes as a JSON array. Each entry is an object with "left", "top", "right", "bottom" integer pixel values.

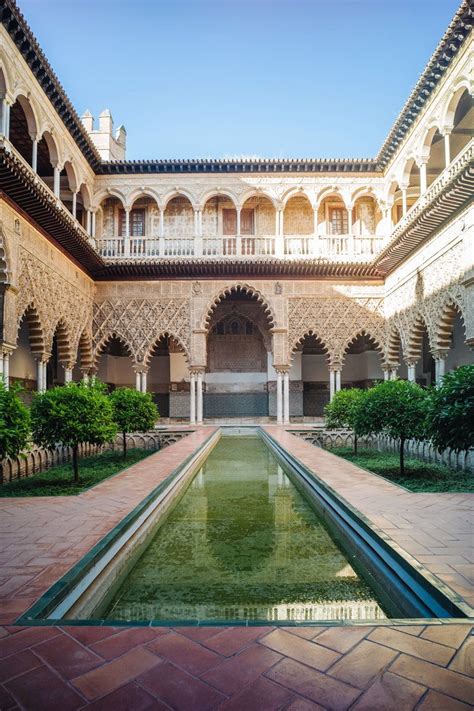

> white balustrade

[{"left": 163, "top": 238, "right": 194, "bottom": 257}]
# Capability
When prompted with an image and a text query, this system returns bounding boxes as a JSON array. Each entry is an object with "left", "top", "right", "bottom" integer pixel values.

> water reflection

[{"left": 105, "top": 437, "right": 386, "bottom": 622}]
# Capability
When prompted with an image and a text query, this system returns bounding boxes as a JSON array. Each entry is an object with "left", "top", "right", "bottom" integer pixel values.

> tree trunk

[
  {"left": 354, "top": 433, "right": 358, "bottom": 455},
  {"left": 122, "top": 431, "right": 127, "bottom": 459},
  {"left": 400, "top": 437, "right": 405, "bottom": 476},
  {"left": 0, "top": 460, "right": 4, "bottom": 486},
  {"left": 72, "top": 445, "right": 79, "bottom": 483}
]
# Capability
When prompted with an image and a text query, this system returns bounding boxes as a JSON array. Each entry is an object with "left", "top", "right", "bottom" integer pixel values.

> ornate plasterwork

[
  {"left": 384, "top": 240, "right": 468, "bottom": 359},
  {"left": 15, "top": 249, "right": 93, "bottom": 359},
  {"left": 288, "top": 297, "right": 385, "bottom": 365},
  {"left": 93, "top": 298, "right": 191, "bottom": 365}
]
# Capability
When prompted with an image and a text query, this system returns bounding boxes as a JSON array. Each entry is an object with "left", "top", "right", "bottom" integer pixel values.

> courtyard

[{"left": 0, "top": 0, "right": 473, "bottom": 707}]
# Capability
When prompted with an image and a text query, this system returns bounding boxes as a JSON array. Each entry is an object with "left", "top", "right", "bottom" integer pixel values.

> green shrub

[
  {"left": 426, "top": 364, "right": 474, "bottom": 453},
  {"left": 31, "top": 380, "right": 117, "bottom": 482},
  {"left": 324, "top": 388, "right": 366, "bottom": 453},
  {"left": 352, "top": 379, "right": 429, "bottom": 475},
  {"left": 110, "top": 387, "right": 158, "bottom": 458},
  {"left": 0, "top": 382, "right": 30, "bottom": 484}
]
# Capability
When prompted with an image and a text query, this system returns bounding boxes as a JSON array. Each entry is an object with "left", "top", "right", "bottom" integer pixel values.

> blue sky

[{"left": 20, "top": 0, "right": 460, "bottom": 160}]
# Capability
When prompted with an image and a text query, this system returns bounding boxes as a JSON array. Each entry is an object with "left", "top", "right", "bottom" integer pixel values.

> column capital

[
  {"left": 404, "top": 358, "right": 418, "bottom": 368},
  {"left": 59, "top": 359, "right": 76, "bottom": 372},
  {"left": 431, "top": 348, "right": 449, "bottom": 361}
]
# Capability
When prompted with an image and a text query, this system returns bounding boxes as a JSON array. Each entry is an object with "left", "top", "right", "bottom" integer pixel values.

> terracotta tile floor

[{"left": 0, "top": 426, "right": 472, "bottom": 709}]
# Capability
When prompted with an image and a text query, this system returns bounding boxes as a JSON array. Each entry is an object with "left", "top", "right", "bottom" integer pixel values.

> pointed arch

[
  {"left": 17, "top": 304, "right": 45, "bottom": 357},
  {"left": 202, "top": 283, "right": 276, "bottom": 331},
  {"left": 93, "top": 332, "right": 134, "bottom": 368},
  {"left": 342, "top": 329, "right": 383, "bottom": 363},
  {"left": 77, "top": 331, "right": 93, "bottom": 371},
  {"left": 51, "top": 319, "right": 73, "bottom": 365},
  {"left": 386, "top": 326, "right": 403, "bottom": 365},
  {"left": 144, "top": 331, "right": 190, "bottom": 367},
  {"left": 406, "top": 313, "right": 432, "bottom": 361},
  {"left": 290, "top": 330, "right": 330, "bottom": 362},
  {"left": 434, "top": 299, "right": 466, "bottom": 351}
]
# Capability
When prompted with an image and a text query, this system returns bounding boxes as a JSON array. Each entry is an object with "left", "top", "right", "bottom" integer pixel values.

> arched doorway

[
  {"left": 146, "top": 334, "right": 188, "bottom": 419},
  {"left": 95, "top": 335, "right": 134, "bottom": 390},
  {"left": 293, "top": 333, "right": 329, "bottom": 416},
  {"left": 342, "top": 332, "right": 384, "bottom": 388},
  {"left": 204, "top": 288, "right": 272, "bottom": 418}
]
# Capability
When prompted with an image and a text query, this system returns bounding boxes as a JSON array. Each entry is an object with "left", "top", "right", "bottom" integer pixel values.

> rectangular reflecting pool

[{"left": 101, "top": 436, "right": 388, "bottom": 622}]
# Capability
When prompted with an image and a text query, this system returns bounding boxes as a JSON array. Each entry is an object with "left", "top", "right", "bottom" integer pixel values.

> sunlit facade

[{"left": 0, "top": 0, "right": 472, "bottom": 422}]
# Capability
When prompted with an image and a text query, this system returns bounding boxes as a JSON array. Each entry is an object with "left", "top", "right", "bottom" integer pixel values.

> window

[
  {"left": 119, "top": 209, "right": 145, "bottom": 237},
  {"left": 223, "top": 208, "right": 255, "bottom": 235},
  {"left": 245, "top": 321, "right": 253, "bottom": 335},
  {"left": 329, "top": 207, "right": 348, "bottom": 235}
]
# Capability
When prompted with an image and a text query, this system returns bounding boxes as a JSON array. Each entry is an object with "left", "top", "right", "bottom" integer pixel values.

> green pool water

[{"left": 104, "top": 436, "right": 387, "bottom": 622}]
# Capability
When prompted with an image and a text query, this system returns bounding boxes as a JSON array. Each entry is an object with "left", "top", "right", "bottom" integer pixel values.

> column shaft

[
  {"left": 283, "top": 371, "right": 290, "bottom": 424},
  {"left": 135, "top": 371, "right": 141, "bottom": 391},
  {"left": 31, "top": 139, "right": 38, "bottom": 172},
  {"left": 407, "top": 364, "right": 416, "bottom": 382},
  {"left": 335, "top": 369, "right": 341, "bottom": 392},
  {"left": 329, "top": 370, "right": 335, "bottom": 401},
  {"left": 276, "top": 371, "right": 283, "bottom": 423},
  {"left": 3, "top": 354, "right": 9, "bottom": 390},
  {"left": 53, "top": 167, "right": 60, "bottom": 198},
  {"left": 190, "top": 373, "right": 196, "bottom": 425},
  {"left": 141, "top": 371, "right": 147, "bottom": 393},
  {"left": 444, "top": 133, "right": 450, "bottom": 167},
  {"left": 197, "top": 371, "right": 203, "bottom": 424}
]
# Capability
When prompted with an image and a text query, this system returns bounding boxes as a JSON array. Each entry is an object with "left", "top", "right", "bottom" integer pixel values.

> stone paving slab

[
  {"left": 0, "top": 426, "right": 472, "bottom": 708},
  {"left": 264, "top": 426, "right": 474, "bottom": 612}
]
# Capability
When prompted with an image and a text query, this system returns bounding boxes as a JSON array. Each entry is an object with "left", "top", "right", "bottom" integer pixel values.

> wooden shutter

[
  {"left": 241, "top": 209, "right": 254, "bottom": 235},
  {"left": 223, "top": 209, "right": 237, "bottom": 235}
]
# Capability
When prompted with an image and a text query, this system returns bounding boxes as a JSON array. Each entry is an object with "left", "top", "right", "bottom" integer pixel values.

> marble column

[
  {"left": 283, "top": 371, "right": 290, "bottom": 424},
  {"left": 276, "top": 371, "right": 283, "bottom": 423},
  {"left": 190, "top": 372, "right": 196, "bottom": 425},
  {"left": 406, "top": 361, "right": 417, "bottom": 382},
  {"left": 196, "top": 371, "right": 203, "bottom": 424},
  {"left": 329, "top": 370, "right": 336, "bottom": 401}
]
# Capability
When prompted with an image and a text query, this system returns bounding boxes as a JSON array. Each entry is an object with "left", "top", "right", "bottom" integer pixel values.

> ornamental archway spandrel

[{"left": 93, "top": 298, "right": 191, "bottom": 364}]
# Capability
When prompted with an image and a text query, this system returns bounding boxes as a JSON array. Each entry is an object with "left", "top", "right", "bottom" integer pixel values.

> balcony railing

[{"left": 95, "top": 233, "right": 386, "bottom": 261}]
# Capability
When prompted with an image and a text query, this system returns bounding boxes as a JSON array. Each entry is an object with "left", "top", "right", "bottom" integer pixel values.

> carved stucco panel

[
  {"left": 93, "top": 298, "right": 191, "bottom": 364},
  {"left": 15, "top": 249, "right": 93, "bottom": 357},
  {"left": 287, "top": 297, "right": 385, "bottom": 364}
]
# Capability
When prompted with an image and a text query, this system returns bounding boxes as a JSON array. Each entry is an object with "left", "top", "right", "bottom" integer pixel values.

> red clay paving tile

[
  {"left": 285, "top": 698, "right": 326, "bottom": 711},
  {"left": 0, "top": 684, "right": 17, "bottom": 710},
  {"left": 417, "top": 689, "right": 473, "bottom": 710},
  {"left": 389, "top": 654, "right": 474, "bottom": 705},
  {"left": 4, "top": 664, "right": 85, "bottom": 711},
  {"left": 0, "top": 648, "right": 42, "bottom": 683},
  {"left": 390, "top": 625, "right": 425, "bottom": 636},
  {"left": 327, "top": 640, "right": 398, "bottom": 689},
  {"left": 202, "top": 626, "right": 269, "bottom": 656},
  {"left": 260, "top": 628, "right": 340, "bottom": 672},
  {"left": 449, "top": 636, "right": 473, "bottom": 676},
  {"left": 62, "top": 626, "right": 120, "bottom": 646},
  {"left": 71, "top": 646, "right": 163, "bottom": 701},
  {"left": 0, "top": 626, "right": 62, "bottom": 658},
  {"left": 138, "top": 660, "right": 227, "bottom": 711},
  {"left": 313, "top": 626, "right": 371, "bottom": 654},
  {"left": 282, "top": 626, "right": 325, "bottom": 640},
  {"left": 367, "top": 627, "right": 455, "bottom": 666},
  {"left": 265, "top": 657, "right": 361, "bottom": 710},
  {"left": 85, "top": 681, "right": 169, "bottom": 710},
  {"left": 218, "top": 676, "right": 294, "bottom": 711},
  {"left": 34, "top": 633, "right": 104, "bottom": 680},
  {"left": 420, "top": 625, "right": 471, "bottom": 649},
  {"left": 146, "top": 631, "right": 223, "bottom": 676},
  {"left": 90, "top": 627, "right": 169, "bottom": 660},
  {"left": 201, "top": 644, "right": 282, "bottom": 696},
  {"left": 350, "top": 671, "right": 426, "bottom": 710},
  {"left": 173, "top": 626, "right": 230, "bottom": 642}
]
